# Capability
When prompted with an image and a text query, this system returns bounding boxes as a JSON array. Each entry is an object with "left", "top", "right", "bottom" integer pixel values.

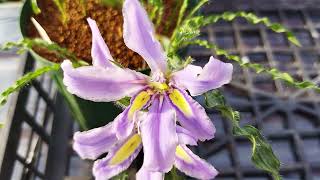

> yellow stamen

[
  {"left": 168, "top": 89, "right": 193, "bottom": 116},
  {"left": 109, "top": 134, "right": 142, "bottom": 165},
  {"left": 128, "top": 91, "right": 151, "bottom": 118},
  {"left": 176, "top": 145, "right": 193, "bottom": 163}
]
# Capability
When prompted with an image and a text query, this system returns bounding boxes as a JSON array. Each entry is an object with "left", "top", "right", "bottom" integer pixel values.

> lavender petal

[
  {"left": 172, "top": 56, "right": 233, "bottom": 96},
  {"left": 123, "top": 0, "right": 167, "bottom": 73},
  {"left": 140, "top": 96, "right": 178, "bottom": 172},
  {"left": 61, "top": 60, "right": 148, "bottom": 102}
]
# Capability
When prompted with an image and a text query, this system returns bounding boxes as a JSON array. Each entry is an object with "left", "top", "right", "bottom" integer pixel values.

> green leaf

[
  {"left": 112, "top": 171, "right": 129, "bottom": 180},
  {"left": 184, "top": 39, "right": 320, "bottom": 92},
  {"left": 147, "top": 0, "right": 164, "bottom": 27},
  {"left": 204, "top": 90, "right": 281, "bottom": 180},
  {"left": 31, "top": 0, "right": 41, "bottom": 14},
  {"left": 115, "top": 97, "right": 131, "bottom": 109},
  {"left": 165, "top": 167, "right": 184, "bottom": 180},
  {"left": 176, "top": 0, "right": 189, "bottom": 27},
  {"left": 148, "top": 0, "right": 163, "bottom": 6},
  {"left": 1, "top": 38, "right": 87, "bottom": 66},
  {"left": 186, "top": 0, "right": 208, "bottom": 19},
  {"left": 170, "top": 11, "right": 300, "bottom": 54},
  {"left": 0, "top": 64, "right": 60, "bottom": 107},
  {"left": 168, "top": 55, "right": 193, "bottom": 71},
  {"left": 0, "top": 123, "right": 3, "bottom": 128}
]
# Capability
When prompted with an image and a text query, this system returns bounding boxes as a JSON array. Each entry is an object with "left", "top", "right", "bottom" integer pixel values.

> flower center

[{"left": 149, "top": 82, "right": 169, "bottom": 92}]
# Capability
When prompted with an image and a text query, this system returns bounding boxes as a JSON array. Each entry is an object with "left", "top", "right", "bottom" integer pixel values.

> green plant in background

[{"left": 1, "top": 0, "right": 320, "bottom": 179}]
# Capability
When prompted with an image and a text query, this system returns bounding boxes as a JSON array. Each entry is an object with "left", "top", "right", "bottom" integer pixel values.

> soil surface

[{"left": 27, "top": 0, "right": 180, "bottom": 70}]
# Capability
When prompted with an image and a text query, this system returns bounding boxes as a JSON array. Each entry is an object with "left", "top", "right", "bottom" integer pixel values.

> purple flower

[{"left": 62, "top": 0, "right": 233, "bottom": 179}]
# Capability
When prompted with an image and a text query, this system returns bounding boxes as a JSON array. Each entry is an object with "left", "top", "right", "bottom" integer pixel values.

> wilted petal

[
  {"left": 73, "top": 122, "right": 117, "bottom": 160},
  {"left": 61, "top": 60, "right": 148, "bottom": 102},
  {"left": 93, "top": 134, "right": 142, "bottom": 180},
  {"left": 123, "top": 0, "right": 167, "bottom": 73},
  {"left": 136, "top": 168, "right": 164, "bottom": 180},
  {"left": 166, "top": 88, "right": 215, "bottom": 141},
  {"left": 175, "top": 145, "right": 218, "bottom": 180},
  {"left": 114, "top": 90, "right": 152, "bottom": 139},
  {"left": 177, "top": 126, "right": 197, "bottom": 146},
  {"left": 172, "top": 56, "right": 233, "bottom": 96},
  {"left": 140, "top": 96, "right": 178, "bottom": 172},
  {"left": 87, "top": 18, "right": 115, "bottom": 68}
]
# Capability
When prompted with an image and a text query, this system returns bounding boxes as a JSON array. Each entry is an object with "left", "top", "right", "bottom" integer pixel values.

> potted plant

[
  {"left": 17, "top": 0, "right": 184, "bottom": 130},
  {"left": 2, "top": 0, "right": 319, "bottom": 179}
]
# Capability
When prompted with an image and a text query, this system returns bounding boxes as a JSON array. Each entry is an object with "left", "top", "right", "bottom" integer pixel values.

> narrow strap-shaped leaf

[
  {"left": 31, "top": 0, "right": 41, "bottom": 14},
  {"left": 204, "top": 90, "right": 281, "bottom": 180},
  {"left": 0, "top": 64, "right": 60, "bottom": 106},
  {"left": 184, "top": 39, "right": 320, "bottom": 92}
]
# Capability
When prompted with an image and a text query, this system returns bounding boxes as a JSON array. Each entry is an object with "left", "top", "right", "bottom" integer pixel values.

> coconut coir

[{"left": 27, "top": 0, "right": 179, "bottom": 70}]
